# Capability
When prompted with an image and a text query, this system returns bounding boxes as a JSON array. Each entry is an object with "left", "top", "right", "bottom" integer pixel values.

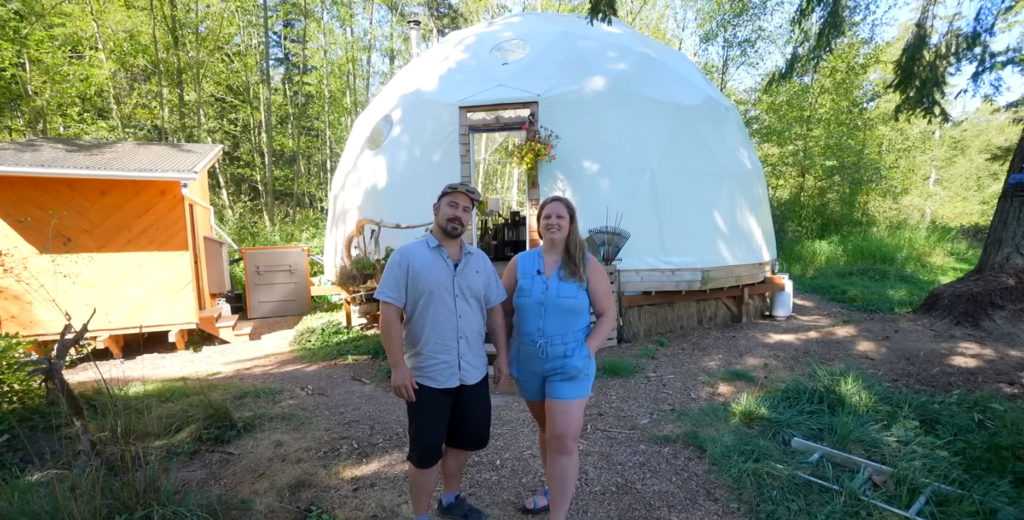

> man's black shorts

[{"left": 406, "top": 375, "right": 491, "bottom": 469}]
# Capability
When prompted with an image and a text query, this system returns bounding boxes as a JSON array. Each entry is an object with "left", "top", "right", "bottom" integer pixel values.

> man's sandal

[{"left": 518, "top": 487, "right": 549, "bottom": 515}]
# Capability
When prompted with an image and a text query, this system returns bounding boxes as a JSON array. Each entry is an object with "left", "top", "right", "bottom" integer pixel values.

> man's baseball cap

[{"left": 437, "top": 182, "right": 482, "bottom": 205}]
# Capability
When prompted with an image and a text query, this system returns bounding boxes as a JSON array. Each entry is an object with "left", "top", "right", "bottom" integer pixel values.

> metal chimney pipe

[{"left": 407, "top": 19, "right": 422, "bottom": 58}]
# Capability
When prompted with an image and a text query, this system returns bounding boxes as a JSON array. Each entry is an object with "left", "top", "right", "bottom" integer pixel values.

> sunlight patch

[
  {"left": 338, "top": 451, "right": 407, "bottom": 480},
  {"left": 946, "top": 355, "right": 983, "bottom": 368}
]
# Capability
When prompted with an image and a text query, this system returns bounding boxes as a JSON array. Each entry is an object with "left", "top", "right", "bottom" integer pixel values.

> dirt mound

[{"left": 918, "top": 269, "right": 1024, "bottom": 332}]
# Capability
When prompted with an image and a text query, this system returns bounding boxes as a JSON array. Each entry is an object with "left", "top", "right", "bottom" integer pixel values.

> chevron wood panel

[
  {"left": 0, "top": 247, "right": 197, "bottom": 337},
  {"left": 1, "top": 176, "right": 201, "bottom": 337},
  {"left": 0, "top": 176, "right": 188, "bottom": 254}
]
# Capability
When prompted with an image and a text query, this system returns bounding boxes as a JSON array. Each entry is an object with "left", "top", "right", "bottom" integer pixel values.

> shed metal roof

[{"left": 0, "top": 139, "right": 223, "bottom": 182}]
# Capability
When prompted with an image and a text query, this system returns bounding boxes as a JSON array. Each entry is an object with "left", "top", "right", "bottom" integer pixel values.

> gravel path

[{"left": 65, "top": 294, "right": 1023, "bottom": 519}]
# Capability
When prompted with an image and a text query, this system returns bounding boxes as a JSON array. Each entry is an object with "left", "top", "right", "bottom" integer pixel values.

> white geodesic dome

[{"left": 325, "top": 12, "right": 776, "bottom": 288}]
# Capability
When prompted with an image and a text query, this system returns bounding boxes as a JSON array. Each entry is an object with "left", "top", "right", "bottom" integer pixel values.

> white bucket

[{"left": 771, "top": 273, "right": 794, "bottom": 320}]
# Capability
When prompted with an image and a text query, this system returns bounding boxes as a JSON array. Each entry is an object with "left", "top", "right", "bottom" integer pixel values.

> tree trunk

[
  {"left": 193, "top": 0, "right": 205, "bottom": 140},
  {"left": 918, "top": 129, "right": 1024, "bottom": 329},
  {"left": 165, "top": 0, "right": 188, "bottom": 139},
  {"left": 976, "top": 129, "right": 1024, "bottom": 273},
  {"left": 85, "top": 0, "right": 124, "bottom": 136},
  {"left": 261, "top": 0, "right": 276, "bottom": 226},
  {"left": 320, "top": 0, "right": 334, "bottom": 196},
  {"left": 149, "top": 0, "right": 169, "bottom": 141},
  {"left": 20, "top": 50, "right": 47, "bottom": 136},
  {"left": 288, "top": 0, "right": 309, "bottom": 209},
  {"left": 213, "top": 162, "right": 233, "bottom": 220},
  {"left": 365, "top": 0, "right": 375, "bottom": 105}
]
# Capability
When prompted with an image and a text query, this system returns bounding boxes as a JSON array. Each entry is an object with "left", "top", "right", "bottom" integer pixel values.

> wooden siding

[{"left": 0, "top": 176, "right": 200, "bottom": 337}]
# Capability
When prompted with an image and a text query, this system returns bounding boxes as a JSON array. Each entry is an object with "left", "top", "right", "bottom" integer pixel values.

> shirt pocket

[{"left": 514, "top": 276, "right": 535, "bottom": 301}]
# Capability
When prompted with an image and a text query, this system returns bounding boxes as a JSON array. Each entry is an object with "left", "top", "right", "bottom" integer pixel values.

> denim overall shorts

[{"left": 510, "top": 248, "right": 595, "bottom": 401}]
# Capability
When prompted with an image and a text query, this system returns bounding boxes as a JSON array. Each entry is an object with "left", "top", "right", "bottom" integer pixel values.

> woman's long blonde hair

[{"left": 537, "top": 196, "right": 588, "bottom": 283}]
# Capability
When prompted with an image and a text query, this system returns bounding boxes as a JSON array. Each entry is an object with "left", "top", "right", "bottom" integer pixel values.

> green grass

[
  {"left": 637, "top": 345, "right": 659, "bottom": 360},
  {"left": 779, "top": 225, "right": 979, "bottom": 313},
  {"left": 291, "top": 316, "right": 384, "bottom": 362},
  {"left": 668, "top": 366, "right": 1024, "bottom": 519},
  {"left": 597, "top": 357, "right": 640, "bottom": 378},
  {"left": 1, "top": 380, "right": 275, "bottom": 519},
  {"left": 84, "top": 380, "right": 280, "bottom": 453},
  {"left": 716, "top": 367, "right": 759, "bottom": 384}
]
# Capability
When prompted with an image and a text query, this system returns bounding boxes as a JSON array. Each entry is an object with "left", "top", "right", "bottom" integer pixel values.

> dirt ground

[{"left": 65, "top": 294, "right": 1024, "bottom": 519}]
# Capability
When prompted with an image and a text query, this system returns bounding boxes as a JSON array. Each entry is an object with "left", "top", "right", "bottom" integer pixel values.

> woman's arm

[
  {"left": 584, "top": 254, "right": 615, "bottom": 354},
  {"left": 500, "top": 255, "right": 519, "bottom": 337}
]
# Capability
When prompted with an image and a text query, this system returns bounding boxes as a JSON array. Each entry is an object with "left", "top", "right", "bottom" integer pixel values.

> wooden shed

[{"left": 0, "top": 139, "right": 250, "bottom": 356}]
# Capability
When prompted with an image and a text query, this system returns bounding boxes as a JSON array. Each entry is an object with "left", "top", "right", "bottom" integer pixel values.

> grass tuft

[
  {"left": 779, "top": 226, "right": 979, "bottom": 313},
  {"left": 597, "top": 358, "right": 640, "bottom": 378},
  {"left": 1, "top": 380, "right": 272, "bottom": 518},
  {"left": 291, "top": 318, "right": 384, "bottom": 362},
  {"left": 716, "top": 367, "right": 759, "bottom": 384},
  {"left": 669, "top": 366, "right": 1024, "bottom": 519}
]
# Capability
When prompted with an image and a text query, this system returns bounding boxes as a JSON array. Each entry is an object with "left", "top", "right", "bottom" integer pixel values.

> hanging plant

[{"left": 508, "top": 123, "right": 559, "bottom": 185}]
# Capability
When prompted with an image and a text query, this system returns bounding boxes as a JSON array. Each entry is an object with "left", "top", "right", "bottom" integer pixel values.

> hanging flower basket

[{"left": 508, "top": 123, "right": 559, "bottom": 186}]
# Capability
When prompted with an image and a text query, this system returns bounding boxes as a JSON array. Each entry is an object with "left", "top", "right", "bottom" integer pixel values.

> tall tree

[
  {"left": 261, "top": 0, "right": 276, "bottom": 225},
  {"left": 889, "top": 0, "right": 1024, "bottom": 327},
  {"left": 693, "top": 0, "right": 780, "bottom": 92}
]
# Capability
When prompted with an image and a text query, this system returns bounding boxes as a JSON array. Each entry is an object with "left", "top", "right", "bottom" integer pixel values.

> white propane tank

[{"left": 771, "top": 273, "right": 794, "bottom": 320}]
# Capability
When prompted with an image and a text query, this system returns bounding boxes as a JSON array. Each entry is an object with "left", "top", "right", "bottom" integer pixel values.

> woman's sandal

[{"left": 519, "top": 487, "right": 550, "bottom": 515}]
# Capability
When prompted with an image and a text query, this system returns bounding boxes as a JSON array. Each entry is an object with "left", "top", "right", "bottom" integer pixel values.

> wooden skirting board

[
  {"left": 618, "top": 261, "right": 773, "bottom": 293},
  {"left": 622, "top": 275, "right": 787, "bottom": 308}
]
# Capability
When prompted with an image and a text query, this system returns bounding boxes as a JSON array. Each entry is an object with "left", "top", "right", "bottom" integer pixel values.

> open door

[
  {"left": 470, "top": 129, "right": 528, "bottom": 260},
  {"left": 458, "top": 103, "right": 539, "bottom": 264}
]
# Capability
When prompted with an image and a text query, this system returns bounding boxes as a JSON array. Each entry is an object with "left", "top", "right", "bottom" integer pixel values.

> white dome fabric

[{"left": 325, "top": 12, "right": 776, "bottom": 283}]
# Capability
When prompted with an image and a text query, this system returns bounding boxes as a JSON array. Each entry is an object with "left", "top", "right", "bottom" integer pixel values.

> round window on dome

[
  {"left": 490, "top": 39, "right": 529, "bottom": 65},
  {"left": 365, "top": 114, "right": 394, "bottom": 150}
]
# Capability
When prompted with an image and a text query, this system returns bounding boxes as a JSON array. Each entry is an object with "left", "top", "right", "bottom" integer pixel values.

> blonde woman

[{"left": 501, "top": 196, "right": 616, "bottom": 519}]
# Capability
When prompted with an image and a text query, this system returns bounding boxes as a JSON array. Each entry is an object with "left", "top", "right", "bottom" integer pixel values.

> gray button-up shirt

[{"left": 374, "top": 232, "right": 506, "bottom": 388}]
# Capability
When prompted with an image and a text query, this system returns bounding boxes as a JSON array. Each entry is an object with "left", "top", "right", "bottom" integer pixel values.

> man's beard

[{"left": 439, "top": 217, "right": 465, "bottom": 239}]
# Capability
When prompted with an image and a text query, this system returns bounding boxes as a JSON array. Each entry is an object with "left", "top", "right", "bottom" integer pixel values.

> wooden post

[{"left": 739, "top": 286, "right": 749, "bottom": 323}]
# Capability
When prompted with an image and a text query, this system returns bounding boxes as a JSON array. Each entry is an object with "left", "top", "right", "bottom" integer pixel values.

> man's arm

[
  {"left": 486, "top": 304, "right": 509, "bottom": 389},
  {"left": 373, "top": 250, "right": 416, "bottom": 401},
  {"left": 380, "top": 302, "right": 417, "bottom": 401}
]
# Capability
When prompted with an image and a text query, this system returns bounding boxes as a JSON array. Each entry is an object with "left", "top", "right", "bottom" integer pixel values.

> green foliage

[
  {"left": 501, "top": 124, "right": 559, "bottom": 185},
  {"left": 889, "top": 0, "right": 1023, "bottom": 121},
  {"left": 752, "top": 39, "right": 896, "bottom": 238},
  {"left": 81, "top": 380, "right": 277, "bottom": 455},
  {"left": 694, "top": 0, "right": 783, "bottom": 91},
  {"left": 897, "top": 104, "right": 1021, "bottom": 228},
  {"left": 0, "top": 462, "right": 241, "bottom": 520},
  {"left": 673, "top": 367, "right": 1024, "bottom": 519},
  {"left": 587, "top": 0, "right": 618, "bottom": 25},
  {"left": 716, "top": 367, "right": 758, "bottom": 384},
  {"left": 597, "top": 357, "right": 639, "bottom": 378},
  {"left": 0, "top": 334, "right": 43, "bottom": 422},
  {"left": 637, "top": 345, "right": 658, "bottom": 360},
  {"left": 350, "top": 255, "right": 378, "bottom": 276},
  {"left": 780, "top": 225, "right": 979, "bottom": 312},
  {"left": 304, "top": 505, "right": 337, "bottom": 520},
  {"left": 0, "top": 380, "right": 273, "bottom": 518},
  {"left": 772, "top": 0, "right": 864, "bottom": 83},
  {"left": 729, "top": 391, "right": 770, "bottom": 425},
  {"left": 291, "top": 318, "right": 384, "bottom": 362}
]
